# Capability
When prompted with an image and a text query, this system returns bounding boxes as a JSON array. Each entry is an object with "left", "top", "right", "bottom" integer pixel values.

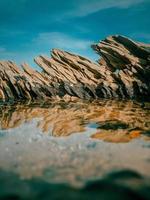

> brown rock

[{"left": 0, "top": 35, "right": 150, "bottom": 101}]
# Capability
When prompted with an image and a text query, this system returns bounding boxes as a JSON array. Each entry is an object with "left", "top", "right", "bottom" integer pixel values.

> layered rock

[
  {"left": 0, "top": 35, "right": 150, "bottom": 101},
  {"left": 92, "top": 35, "right": 150, "bottom": 99}
]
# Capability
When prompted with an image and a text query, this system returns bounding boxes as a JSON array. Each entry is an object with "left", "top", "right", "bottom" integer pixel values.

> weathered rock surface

[
  {"left": 0, "top": 35, "right": 150, "bottom": 101},
  {"left": 92, "top": 35, "right": 150, "bottom": 99}
]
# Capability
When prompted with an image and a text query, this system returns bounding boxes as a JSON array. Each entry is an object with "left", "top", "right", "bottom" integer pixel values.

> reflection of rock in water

[
  {"left": 91, "top": 130, "right": 143, "bottom": 143},
  {"left": 0, "top": 100, "right": 150, "bottom": 193},
  {"left": 0, "top": 100, "right": 150, "bottom": 142}
]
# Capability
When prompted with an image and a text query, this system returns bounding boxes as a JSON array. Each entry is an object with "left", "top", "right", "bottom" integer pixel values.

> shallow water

[{"left": 0, "top": 100, "right": 150, "bottom": 199}]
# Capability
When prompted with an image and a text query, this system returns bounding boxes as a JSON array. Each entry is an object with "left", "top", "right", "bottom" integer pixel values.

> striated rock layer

[{"left": 0, "top": 35, "right": 150, "bottom": 101}]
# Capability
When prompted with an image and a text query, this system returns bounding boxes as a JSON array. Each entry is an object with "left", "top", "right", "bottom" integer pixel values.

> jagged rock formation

[
  {"left": 0, "top": 35, "right": 150, "bottom": 101},
  {"left": 92, "top": 35, "right": 150, "bottom": 99}
]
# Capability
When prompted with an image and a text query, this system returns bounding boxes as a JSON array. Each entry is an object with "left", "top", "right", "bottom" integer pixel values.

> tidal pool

[{"left": 0, "top": 100, "right": 150, "bottom": 199}]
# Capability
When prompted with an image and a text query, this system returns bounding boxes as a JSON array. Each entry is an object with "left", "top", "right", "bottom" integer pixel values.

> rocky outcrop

[
  {"left": 92, "top": 35, "right": 150, "bottom": 99},
  {"left": 0, "top": 35, "right": 150, "bottom": 101}
]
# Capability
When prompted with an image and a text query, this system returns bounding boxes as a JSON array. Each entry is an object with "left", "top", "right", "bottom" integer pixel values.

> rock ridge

[{"left": 0, "top": 35, "right": 150, "bottom": 101}]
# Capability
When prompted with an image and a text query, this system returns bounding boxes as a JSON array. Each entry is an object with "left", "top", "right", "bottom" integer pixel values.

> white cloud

[
  {"left": 33, "top": 32, "right": 92, "bottom": 50},
  {"left": 67, "top": 0, "right": 148, "bottom": 17},
  {"left": 31, "top": 31, "right": 99, "bottom": 63}
]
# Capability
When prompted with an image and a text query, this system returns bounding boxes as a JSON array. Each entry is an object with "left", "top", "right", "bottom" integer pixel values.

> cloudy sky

[{"left": 0, "top": 0, "right": 150, "bottom": 67}]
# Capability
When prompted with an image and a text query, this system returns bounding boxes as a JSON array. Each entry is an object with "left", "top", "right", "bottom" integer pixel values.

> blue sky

[{"left": 0, "top": 0, "right": 150, "bottom": 68}]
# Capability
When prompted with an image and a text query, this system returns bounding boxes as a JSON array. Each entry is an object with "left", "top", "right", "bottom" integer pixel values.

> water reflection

[
  {"left": 0, "top": 100, "right": 150, "bottom": 187},
  {"left": 0, "top": 100, "right": 150, "bottom": 142}
]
